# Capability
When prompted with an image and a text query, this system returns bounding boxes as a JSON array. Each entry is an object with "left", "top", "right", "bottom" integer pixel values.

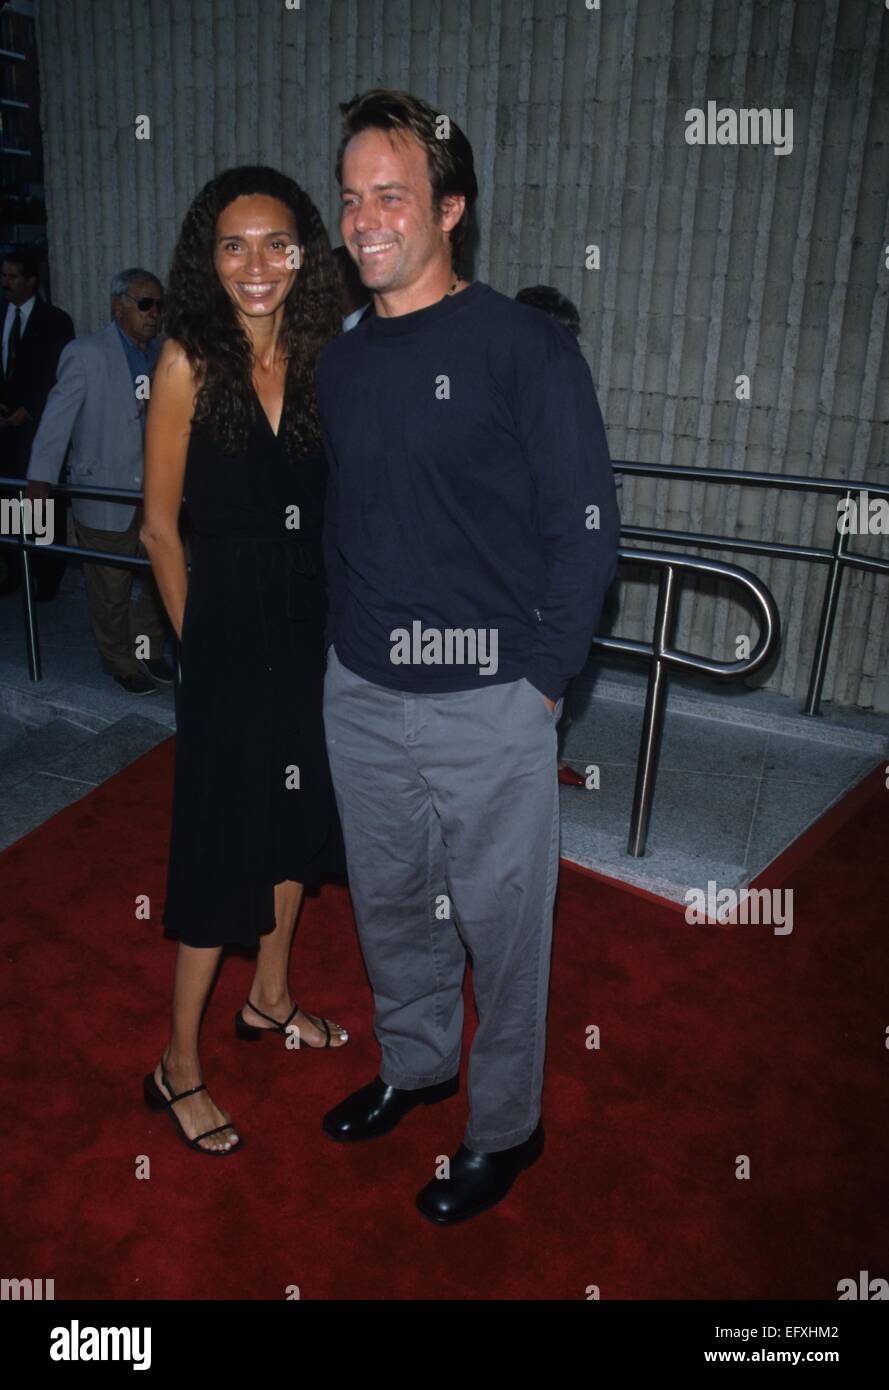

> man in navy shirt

[{"left": 318, "top": 89, "right": 620, "bottom": 1225}]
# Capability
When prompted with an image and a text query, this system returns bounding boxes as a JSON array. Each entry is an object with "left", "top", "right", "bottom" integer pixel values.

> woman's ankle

[
  {"left": 246, "top": 987, "right": 291, "bottom": 1016},
  {"left": 160, "top": 1047, "right": 202, "bottom": 1087}
]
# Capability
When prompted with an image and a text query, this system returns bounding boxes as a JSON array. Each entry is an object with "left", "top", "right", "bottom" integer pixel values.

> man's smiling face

[{"left": 340, "top": 127, "right": 451, "bottom": 294}]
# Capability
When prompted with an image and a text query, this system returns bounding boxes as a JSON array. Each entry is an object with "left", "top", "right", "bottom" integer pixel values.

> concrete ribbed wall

[{"left": 34, "top": 0, "right": 889, "bottom": 710}]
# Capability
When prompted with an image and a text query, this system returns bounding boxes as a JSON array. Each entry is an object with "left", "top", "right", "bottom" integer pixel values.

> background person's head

[
  {"left": 515, "top": 285, "right": 581, "bottom": 339},
  {"left": 111, "top": 268, "right": 163, "bottom": 349},
  {"left": 332, "top": 244, "right": 370, "bottom": 318},
  {"left": 1, "top": 246, "right": 41, "bottom": 306},
  {"left": 164, "top": 164, "right": 341, "bottom": 458},
  {"left": 335, "top": 89, "right": 478, "bottom": 295}
]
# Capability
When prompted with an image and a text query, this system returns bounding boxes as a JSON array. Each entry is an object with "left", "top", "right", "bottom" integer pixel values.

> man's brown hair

[{"left": 335, "top": 89, "right": 478, "bottom": 274}]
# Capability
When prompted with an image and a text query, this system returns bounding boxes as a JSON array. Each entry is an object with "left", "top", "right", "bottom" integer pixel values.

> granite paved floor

[
  {"left": 0, "top": 565, "right": 175, "bottom": 852},
  {"left": 559, "top": 660, "right": 886, "bottom": 900}
]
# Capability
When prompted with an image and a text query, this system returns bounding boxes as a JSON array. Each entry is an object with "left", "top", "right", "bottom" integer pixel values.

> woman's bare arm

[{"left": 140, "top": 340, "right": 197, "bottom": 642}]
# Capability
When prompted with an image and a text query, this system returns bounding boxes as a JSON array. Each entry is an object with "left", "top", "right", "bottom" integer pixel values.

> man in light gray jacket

[{"left": 26, "top": 268, "right": 172, "bottom": 694}]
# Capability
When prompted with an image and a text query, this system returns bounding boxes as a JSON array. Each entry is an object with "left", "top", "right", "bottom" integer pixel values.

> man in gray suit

[{"left": 26, "top": 268, "right": 173, "bottom": 694}]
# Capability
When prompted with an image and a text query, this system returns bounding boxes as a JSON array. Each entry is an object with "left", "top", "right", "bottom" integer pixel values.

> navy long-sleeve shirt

[{"left": 316, "top": 280, "right": 620, "bottom": 702}]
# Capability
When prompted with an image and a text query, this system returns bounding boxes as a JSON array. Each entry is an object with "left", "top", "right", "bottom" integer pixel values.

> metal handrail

[
  {"left": 613, "top": 462, "right": 889, "bottom": 716},
  {"left": 4, "top": 463, "right": 885, "bottom": 715},
  {"left": 1, "top": 475, "right": 783, "bottom": 856},
  {"left": 3, "top": 465, "right": 885, "bottom": 753},
  {"left": 592, "top": 548, "right": 779, "bottom": 855},
  {"left": 6, "top": 460, "right": 889, "bottom": 853}
]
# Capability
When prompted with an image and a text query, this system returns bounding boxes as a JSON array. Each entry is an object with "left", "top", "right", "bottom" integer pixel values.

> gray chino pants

[{"left": 323, "top": 646, "right": 563, "bottom": 1153}]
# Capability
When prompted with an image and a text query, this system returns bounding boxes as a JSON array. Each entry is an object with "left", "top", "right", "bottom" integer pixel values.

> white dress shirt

[{"left": 342, "top": 302, "right": 371, "bottom": 333}]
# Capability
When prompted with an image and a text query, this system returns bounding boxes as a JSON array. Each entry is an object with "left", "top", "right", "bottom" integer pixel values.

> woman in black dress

[{"left": 141, "top": 166, "right": 348, "bottom": 1155}]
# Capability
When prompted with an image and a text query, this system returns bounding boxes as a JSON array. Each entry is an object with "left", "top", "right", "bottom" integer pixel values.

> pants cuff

[
  {"left": 379, "top": 1058, "right": 461, "bottom": 1091},
  {"left": 463, "top": 1117, "right": 540, "bottom": 1154}
]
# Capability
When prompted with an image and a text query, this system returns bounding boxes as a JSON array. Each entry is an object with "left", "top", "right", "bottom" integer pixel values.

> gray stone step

[
  {"left": 0, "top": 709, "right": 33, "bottom": 755},
  {"left": 576, "top": 655, "right": 889, "bottom": 753},
  {"left": 0, "top": 713, "right": 170, "bottom": 852},
  {"left": 558, "top": 691, "right": 885, "bottom": 902}
]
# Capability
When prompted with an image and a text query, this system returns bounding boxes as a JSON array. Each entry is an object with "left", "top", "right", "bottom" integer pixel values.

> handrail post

[
  {"left": 17, "top": 486, "right": 41, "bottom": 682},
  {"left": 804, "top": 488, "right": 850, "bottom": 717},
  {"left": 627, "top": 564, "right": 677, "bottom": 857}
]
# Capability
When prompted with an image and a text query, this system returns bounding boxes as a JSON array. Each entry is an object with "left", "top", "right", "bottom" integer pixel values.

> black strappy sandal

[
  {"left": 234, "top": 999, "right": 348, "bottom": 1049},
  {"left": 143, "top": 1057, "right": 243, "bottom": 1156}
]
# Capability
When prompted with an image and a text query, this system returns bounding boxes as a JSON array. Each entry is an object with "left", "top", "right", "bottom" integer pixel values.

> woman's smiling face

[{"left": 214, "top": 194, "right": 301, "bottom": 320}]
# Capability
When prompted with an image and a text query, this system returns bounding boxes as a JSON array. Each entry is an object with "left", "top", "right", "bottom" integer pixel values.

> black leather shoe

[
  {"left": 137, "top": 655, "right": 176, "bottom": 685},
  {"left": 415, "top": 1122, "right": 544, "bottom": 1225},
  {"left": 113, "top": 672, "right": 157, "bottom": 695},
  {"left": 322, "top": 1074, "right": 459, "bottom": 1143}
]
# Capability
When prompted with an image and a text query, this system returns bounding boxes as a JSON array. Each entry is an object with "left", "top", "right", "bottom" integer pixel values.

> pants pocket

[{"left": 519, "top": 676, "right": 562, "bottom": 722}]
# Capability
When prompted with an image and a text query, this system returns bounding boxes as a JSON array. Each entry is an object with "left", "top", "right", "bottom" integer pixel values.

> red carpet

[{"left": 1, "top": 738, "right": 887, "bottom": 1300}]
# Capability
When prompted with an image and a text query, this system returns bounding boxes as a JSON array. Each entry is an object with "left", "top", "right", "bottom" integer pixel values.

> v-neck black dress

[{"left": 161, "top": 393, "right": 345, "bottom": 947}]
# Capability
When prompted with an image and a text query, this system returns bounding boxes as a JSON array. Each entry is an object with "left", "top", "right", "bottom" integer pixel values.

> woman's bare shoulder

[{"left": 152, "top": 339, "right": 202, "bottom": 413}]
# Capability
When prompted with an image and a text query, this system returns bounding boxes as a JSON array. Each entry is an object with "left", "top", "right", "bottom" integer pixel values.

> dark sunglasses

[{"left": 125, "top": 293, "right": 163, "bottom": 312}]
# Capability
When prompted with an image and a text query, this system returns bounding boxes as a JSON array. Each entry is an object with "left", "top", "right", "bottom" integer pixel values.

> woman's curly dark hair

[{"left": 164, "top": 165, "right": 341, "bottom": 458}]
